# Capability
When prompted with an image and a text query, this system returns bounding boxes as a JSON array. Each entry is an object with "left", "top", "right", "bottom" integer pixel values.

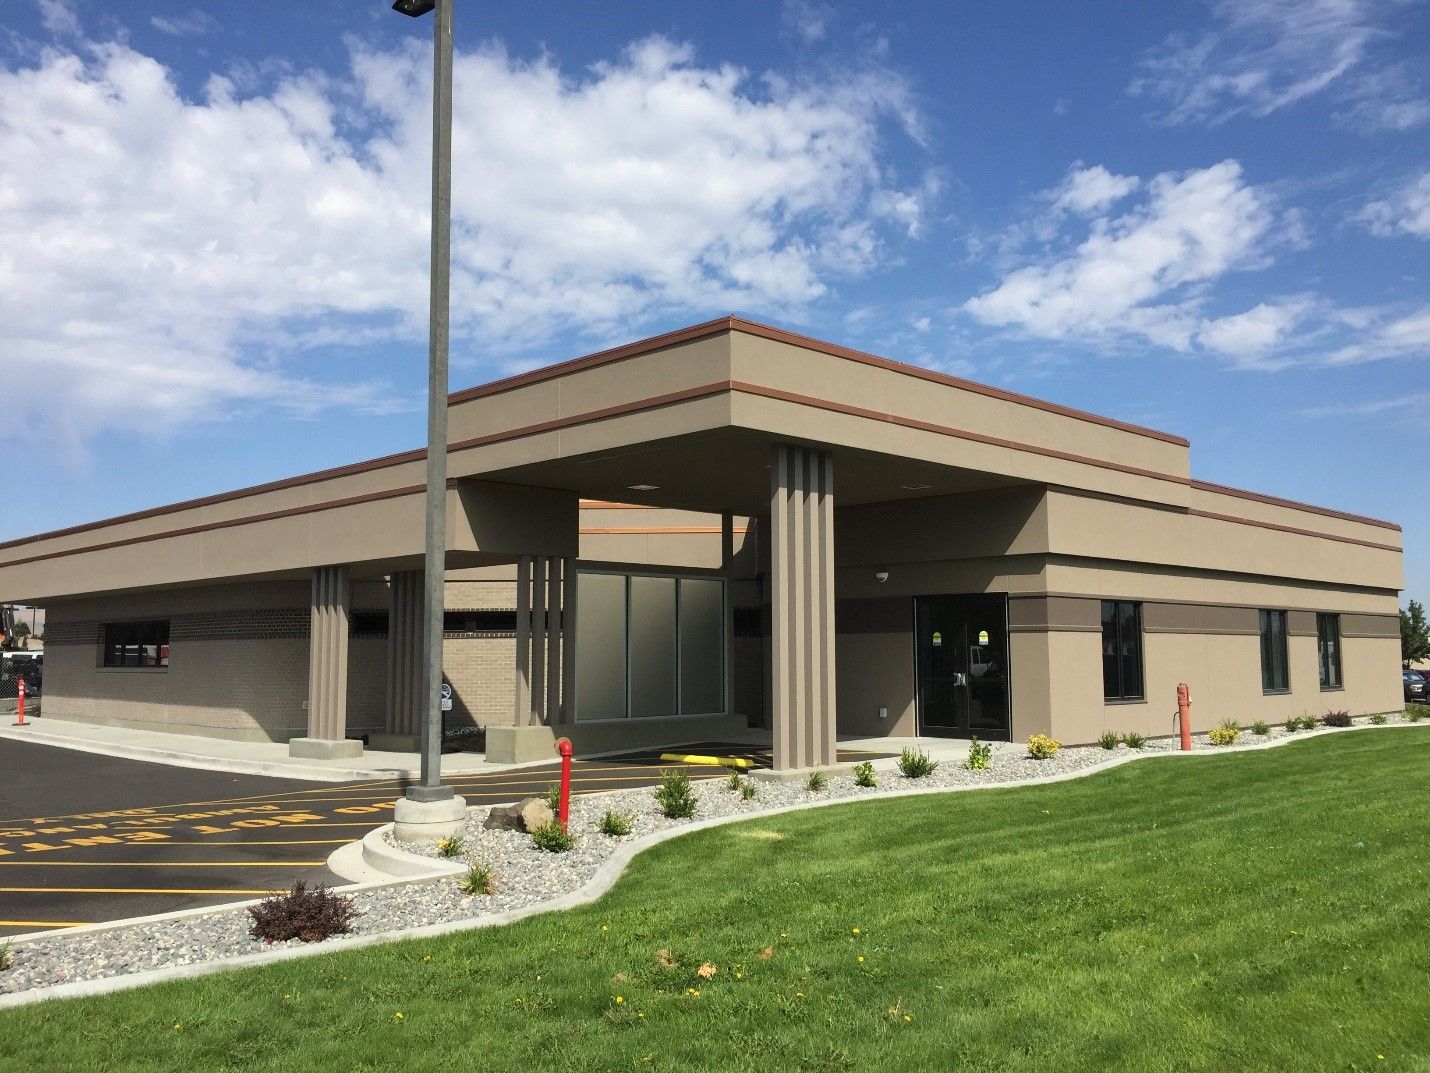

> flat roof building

[{"left": 0, "top": 317, "right": 1404, "bottom": 769}]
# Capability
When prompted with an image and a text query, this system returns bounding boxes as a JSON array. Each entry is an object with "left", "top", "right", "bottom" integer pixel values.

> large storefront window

[{"left": 573, "top": 572, "right": 726, "bottom": 720}]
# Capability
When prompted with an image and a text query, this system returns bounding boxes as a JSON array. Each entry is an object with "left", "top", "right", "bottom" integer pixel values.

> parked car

[{"left": 1406, "top": 669, "right": 1428, "bottom": 703}]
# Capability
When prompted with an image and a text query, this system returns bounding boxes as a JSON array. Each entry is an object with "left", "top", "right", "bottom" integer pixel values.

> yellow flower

[
  {"left": 172, "top": 1023, "right": 182, "bottom": 1031},
  {"left": 637, "top": 1012, "right": 645, "bottom": 1019},
  {"left": 601, "top": 924, "right": 609, "bottom": 932},
  {"left": 686, "top": 988, "right": 700, "bottom": 997},
  {"left": 852, "top": 927, "right": 861, "bottom": 935},
  {"left": 903, "top": 1014, "right": 912, "bottom": 1022},
  {"left": 734, "top": 972, "right": 746, "bottom": 980},
  {"left": 795, "top": 991, "right": 804, "bottom": 998},
  {"left": 394, "top": 1011, "right": 405, "bottom": 1021},
  {"left": 857, "top": 955, "right": 865, "bottom": 964},
  {"left": 614, "top": 995, "right": 624, "bottom": 1005}
]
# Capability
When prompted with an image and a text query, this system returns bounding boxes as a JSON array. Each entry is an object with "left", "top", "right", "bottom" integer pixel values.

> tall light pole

[{"left": 390, "top": 0, "right": 466, "bottom": 839}]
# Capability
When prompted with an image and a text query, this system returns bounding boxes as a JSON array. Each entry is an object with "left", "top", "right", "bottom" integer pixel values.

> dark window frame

[
  {"left": 1101, "top": 600, "right": 1145, "bottom": 702},
  {"left": 101, "top": 620, "right": 170, "bottom": 669},
  {"left": 1316, "top": 612, "right": 1342, "bottom": 691},
  {"left": 443, "top": 610, "right": 518, "bottom": 636},
  {"left": 1259, "top": 610, "right": 1290, "bottom": 694}
]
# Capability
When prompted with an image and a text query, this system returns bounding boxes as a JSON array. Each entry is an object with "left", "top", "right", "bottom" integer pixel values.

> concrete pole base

[
  {"left": 392, "top": 795, "right": 468, "bottom": 844},
  {"left": 288, "top": 737, "right": 364, "bottom": 760}
]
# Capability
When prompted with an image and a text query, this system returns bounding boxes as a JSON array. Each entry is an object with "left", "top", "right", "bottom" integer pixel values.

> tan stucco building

[{"left": 0, "top": 318, "right": 1404, "bottom": 769}]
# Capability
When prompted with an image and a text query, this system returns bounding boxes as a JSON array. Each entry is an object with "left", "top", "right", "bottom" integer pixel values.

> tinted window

[
  {"left": 102, "top": 620, "right": 170, "bottom": 668},
  {"left": 1316, "top": 613, "right": 1341, "bottom": 690},
  {"left": 1101, "top": 600, "right": 1144, "bottom": 701},
  {"left": 1259, "top": 610, "right": 1289, "bottom": 693}
]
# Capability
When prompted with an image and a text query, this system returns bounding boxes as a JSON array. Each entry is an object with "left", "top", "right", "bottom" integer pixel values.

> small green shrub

[
  {"left": 1370, "top": 713, "right": 1388, "bottom": 725},
  {"left": 461, "top": 863, "right": 494, "bottom": 896},
  {"left": 1321, "top": 710, "right": 1352, "bottom": 728},
  {"left": 726, "top": 771, "right": 743, "bottom": 792},
  {"left": 435, "top": 835, "right": 462, "bottom": 859},
  {"left": 1406, "top": 705, "right": 1428, "bottom": 723},
  {"left": 1285, "top": 715, "right": 1308, "bottom": 732},
  {"left": 1120, "top": 731, "right": 1146, "bottom": 749},
  {"left": 965, "top": 736, "right": 992, "bottom": 770},
  {"left": 1208, "top": 719, "right": 1241, "bottom": 746},
  {"left": 852, "top": 760, "right": 878, "bottom": 787},
  {"left": 530, "top": 821, "right": 575, "bottom": 852},
  {"left": 1250, "top": 719, "right": 1271, "bottom": 736},
  {"left": 740, "top": 780, "right": 757, "bottom": 801},
  {"left": 1098, "top": 731, "right": 1119, "bottom": 750},
  {"left": 654, "top": 769, "right": 698, "bottom": 818},
  {"left": 0, "top": 942, "right": 11, "bottom": 971},
  {"left": 805, "top": 769, "right": 827, "bottom": 792},
  {"left": 544, "top": 784, "right": 562, "bottom": 811},
  {"left": 248, "top": 882, "right": 356, "bottom": 944},
  {"left": 597, "top": 809, "right": 633, "bottom": 837},
  {"left": 1026, "top": 733, "right": 1061, "bottom": 760},
  {"left": 897, "top": 747, "right": 939, "bottom": 778}
]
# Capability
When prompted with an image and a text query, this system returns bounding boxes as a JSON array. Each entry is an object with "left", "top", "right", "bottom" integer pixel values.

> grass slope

[{"left": 1, "top": 729, "right": 1426, "bottom": 1072}]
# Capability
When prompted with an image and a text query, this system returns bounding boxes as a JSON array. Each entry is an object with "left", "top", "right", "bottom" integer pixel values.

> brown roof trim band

[
  {"left": 1190, "top": 479, "right": 1398, "bottom": 532},
  {"left": 722, "top": 381, "right": 1191, "bottom": 489},
  {"left": 448, "top": 314, "right": 1192, "bottom": 447},
  {"left": 1185, "top": 509, "right": 1401, "bottom": 553},
  {"left": 0, "top": 484, "right": 426, "bottom": 571}
]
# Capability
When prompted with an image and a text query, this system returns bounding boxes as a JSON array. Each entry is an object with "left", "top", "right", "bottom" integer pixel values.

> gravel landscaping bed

[{"left": 1, "top": 712, "right": 1417, "bottom": 998}]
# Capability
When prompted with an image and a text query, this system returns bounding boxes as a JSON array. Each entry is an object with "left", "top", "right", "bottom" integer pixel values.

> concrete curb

[
  {"left": 0, "top": 720, "right": 1418, "bottom": 1010},
  {"left": 356, "top": 825, "right": 467, "bottom": 880}
]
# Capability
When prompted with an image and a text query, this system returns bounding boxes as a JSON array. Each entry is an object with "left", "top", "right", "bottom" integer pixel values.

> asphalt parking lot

[{"left": 0, "top": 738, "right": 886, "bottom": 937}]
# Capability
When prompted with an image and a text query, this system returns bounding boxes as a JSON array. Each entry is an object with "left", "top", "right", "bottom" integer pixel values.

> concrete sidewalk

[{"left": 0, "top": 717, "right": 498, "bottom": 783}]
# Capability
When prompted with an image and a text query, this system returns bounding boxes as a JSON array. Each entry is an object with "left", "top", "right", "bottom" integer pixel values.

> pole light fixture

[{"left": 388, "top": 0, "right": 462, "bottom": 834}]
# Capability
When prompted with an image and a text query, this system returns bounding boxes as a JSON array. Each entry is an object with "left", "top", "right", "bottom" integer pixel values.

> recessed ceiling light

[
  {"left": 628, "top": 483, "right": 660, "bottom": 491},
  {"left": 901, "top": 483, "right": 932, "bottom": 491}
]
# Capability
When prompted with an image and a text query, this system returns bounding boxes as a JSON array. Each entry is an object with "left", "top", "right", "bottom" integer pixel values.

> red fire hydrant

[
  {"left": 1176, "top": 682, "right": 1192, "bottom": 751},
  {"left": 555, "top": 737, "right": 573, "bottom": 830},
  {"left": 14, "top": 677, "right": 26, "bottom": 728}
]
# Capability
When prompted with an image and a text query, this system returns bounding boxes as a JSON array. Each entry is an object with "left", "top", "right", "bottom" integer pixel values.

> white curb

[{"left": 0, "top": 719, "right": 1418, "bottom": 1010}]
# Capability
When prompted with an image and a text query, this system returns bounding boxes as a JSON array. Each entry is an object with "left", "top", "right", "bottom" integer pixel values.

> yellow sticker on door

[{"left": 931, "top": 632, "right": 942, "bottom": 647}]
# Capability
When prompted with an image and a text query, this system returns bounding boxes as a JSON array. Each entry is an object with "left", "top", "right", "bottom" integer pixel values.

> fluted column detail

[{"left": 307, "top": 565, "right": 351, "bottom": 741}]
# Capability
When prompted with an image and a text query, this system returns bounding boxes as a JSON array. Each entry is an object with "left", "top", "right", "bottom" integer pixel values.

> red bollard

[
  {"left": 14, "top": 677, "right": 26, "bottom": 727},
  {"left": 1176, "top": 682, "right": 1192, "bottom": 751},
  {"left": 555, "top": 736, "right": 573, "bottom": 830}
]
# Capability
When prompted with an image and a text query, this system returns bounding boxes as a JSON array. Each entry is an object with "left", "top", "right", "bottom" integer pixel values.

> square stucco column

[
  {"left": 291, "top": 564, "right": 362, "bottom": 759},
  {"left": 370, "top": 569, "right": 422, "bottom": 753},
  {"left": 489, "top": 555, "right": 570, "bottom": 764},
  {"left": 770, "top": 445, "right": 836, "bottom": 771}
]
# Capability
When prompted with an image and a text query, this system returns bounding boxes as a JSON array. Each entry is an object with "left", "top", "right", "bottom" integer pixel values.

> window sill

[
  {"left": 98, "top": 666, "right": 169, "bottom": 673},
  {"left": 1103, "top": 697, "right": 1147, "bottom": 706},
  {"left": 1319, "top": 685, "right": 1344, "bottom": 693},
  {"left": 1262, "top": 688, "right": 1290, "bottom": 696}
]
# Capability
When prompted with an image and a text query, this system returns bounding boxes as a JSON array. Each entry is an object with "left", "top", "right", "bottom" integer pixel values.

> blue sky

[{"left": 1, "top": 0, "right": 1426, "bottom": 600}]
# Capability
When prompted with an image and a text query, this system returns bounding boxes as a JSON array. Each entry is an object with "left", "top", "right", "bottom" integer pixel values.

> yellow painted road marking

[
  {"left": 0, "top": 920, "right": 93, "bottom": 928},
  {"left": 0, "top": 887, "right": 287, "bottom": 895},
  {"left": 660, "top": 752, "right": 756, "bottom": 768},
  {"left": 0, "top": 860, "right": 327, "bottom": 867},
  {"left": 131, "top": 839, "right": 351, "bottom": 847}
]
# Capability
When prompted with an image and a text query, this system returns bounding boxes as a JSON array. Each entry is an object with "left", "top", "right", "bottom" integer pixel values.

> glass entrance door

[{"left": 915, "top": 594, "right": 1010, "bottom": 740}]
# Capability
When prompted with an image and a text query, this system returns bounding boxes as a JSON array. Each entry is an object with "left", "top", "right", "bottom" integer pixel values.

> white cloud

[
  {"left": 1047, "top": 164, "right": 1140, "bottom": 216},
  {"left": 36, "top": 0, "right": 79, "bottom": 37},
  {"left": 782, "top": 0, "right": 833, "bottom": 43},
  {"left": 150, "top": 12, "right": 219, "bottom": 37},
  {"left": 0, "top": 34, "right": 929, "bottom": 454},
  {"left": 1301, "top": 389, "right": 1430, "bottom": 417},
  {"left": 965, "top": 161, "right": 1280, "bottom": 353},
  {"left": 1323, "top": 306, "right": 1430, "bottom": 364},
  {"left": 1358, "top": 171, "right": 1430, "bottom": 238},
  {"left": 1129, "top": 0, "right": 1428, "bottom": 131}
]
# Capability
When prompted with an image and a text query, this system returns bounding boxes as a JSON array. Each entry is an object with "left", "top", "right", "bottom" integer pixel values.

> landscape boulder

[{"left": 483, "top": 797, "right": 555, "bottom": 832}]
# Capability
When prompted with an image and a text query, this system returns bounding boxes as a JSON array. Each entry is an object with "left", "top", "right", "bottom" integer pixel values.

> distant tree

[
  {"left": 11, "top": 622, "right": 29, "bottom": 641},
  {"left": 1403, "top": 600, "right": 1430, "bottom": 666}
]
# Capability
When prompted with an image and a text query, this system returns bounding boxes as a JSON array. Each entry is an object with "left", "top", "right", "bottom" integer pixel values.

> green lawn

[{"left": 2, "top": 729, "right": 1427, "bottom": 1072}]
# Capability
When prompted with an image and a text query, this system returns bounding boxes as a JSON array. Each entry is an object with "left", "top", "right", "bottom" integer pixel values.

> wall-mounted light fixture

[{"left": 874, "top": 570, "right": 889, "bottom": 584}]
